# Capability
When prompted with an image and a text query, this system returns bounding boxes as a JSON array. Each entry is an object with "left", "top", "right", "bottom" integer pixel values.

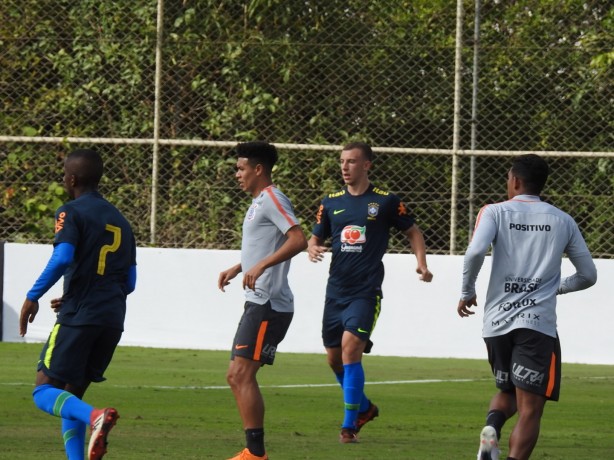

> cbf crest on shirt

[{"left": 312, "top": 184, "right": 415, "bottom": 298}]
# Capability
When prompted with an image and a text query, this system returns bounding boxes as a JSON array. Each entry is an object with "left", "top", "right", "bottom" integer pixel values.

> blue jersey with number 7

[{"left": 54, "top": 191, "right": 136, "bottom": 329}]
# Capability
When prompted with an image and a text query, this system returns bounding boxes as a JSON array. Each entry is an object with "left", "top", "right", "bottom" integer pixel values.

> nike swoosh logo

[
  {"left": 235, "top": 344, "right": 249, "bottom": 349},
  {"left": 357, "top": 328, "right": 369, "bottom": 333},
  {"left": 333, "top": 209, "right": 346, "bottom": 215}
]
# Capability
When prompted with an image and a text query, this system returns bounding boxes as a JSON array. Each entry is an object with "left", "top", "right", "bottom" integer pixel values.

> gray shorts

[{"left": 231, "top": 301, "right": 293, "bottom": 365}]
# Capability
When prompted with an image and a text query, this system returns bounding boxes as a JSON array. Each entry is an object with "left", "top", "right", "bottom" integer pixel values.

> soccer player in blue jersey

[
  {"left": 218, "top": 141, "right": 308, "bottom": 460},
  {"left": 458, "top": 154, "right": 597, "bottom": 460},
  {"left": 19, "top": 149, "right": 137, "bottom": 460},
  {"left": 307, "top": 141, "right": 433, "bottom": 443}
]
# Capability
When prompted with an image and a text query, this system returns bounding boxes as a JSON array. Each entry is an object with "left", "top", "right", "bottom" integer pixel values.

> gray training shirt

[
  {"left": 461, "top": 194, "right": 597, "bottom": 338},
  {"left": 241, "top": 185, "right": 300, "bottom": 313}
]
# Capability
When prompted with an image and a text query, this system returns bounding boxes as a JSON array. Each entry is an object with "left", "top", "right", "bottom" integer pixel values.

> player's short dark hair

[
  {"left": 510, "top": 154, "right": 549, "bottom": 194},
  {"left": 236, "top": 141, "right": 278, "bottom": 174},
  {"left": 343, "top": 141, "right": 373, "bottom": 162},
  {"left": 67, "top": 149, "right": 104, "bottom": 186}
]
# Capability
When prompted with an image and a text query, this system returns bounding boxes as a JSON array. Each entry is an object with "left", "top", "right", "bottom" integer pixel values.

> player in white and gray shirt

[
  {"left": 457, "top": 154, "right": 597, "bottom": 460},
  {"left": 241, "top": 184, "right": 300, "bottom": 313},
  {"left": 461, "top": 194, "right": 596, "bottom": 339},
  {"left": 218, "top": 141, "right": 307, "bottom": 460}
]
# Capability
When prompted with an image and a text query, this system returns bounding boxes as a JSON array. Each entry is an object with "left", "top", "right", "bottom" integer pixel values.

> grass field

[{"left": 1, "top": 343, "right": 613, "bottom": 459}]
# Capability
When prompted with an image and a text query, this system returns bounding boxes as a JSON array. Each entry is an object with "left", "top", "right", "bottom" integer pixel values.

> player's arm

[
  {"left": 402, "top": 224, "right": 433, "bottom": 282},
  {"left": 242, "top": 225, "right": 308, "bottom": 290},
  {"left": 126, "top": 264, "right": 137, "bottom": 294},
  {"left": 219, "top": 263, "right": 242, "bottom": 292},
  {"left": 20, "top": 242, "right": 75, "bottom": 336},
  {"left": 458, "top": 206, "right": 496, "bottom": 318},
  {"left": 308, "top": 201, "right": 329, "bottom": 263},
  {"left": 558, "top": 254, "right": 597, "bottom": 294},
  {"left": 557, "top": 225, "right": 597, "bottom": 294}
]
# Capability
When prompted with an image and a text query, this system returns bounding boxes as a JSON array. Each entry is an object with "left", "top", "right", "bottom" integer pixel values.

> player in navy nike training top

[
  {"left": 20, "top": 149, "right": 137, "bottom": 460},
  {"left": 308, "top": 141, "right": 433, "bottom": 443}
]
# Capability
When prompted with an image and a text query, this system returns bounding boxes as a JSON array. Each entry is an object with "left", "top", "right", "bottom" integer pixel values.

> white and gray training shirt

[
  {"left": 461, "top": 194, "right": 597, "bottom": 338},
  {"left": 241, "top": 185, "right": 300, "bottom": 313}
]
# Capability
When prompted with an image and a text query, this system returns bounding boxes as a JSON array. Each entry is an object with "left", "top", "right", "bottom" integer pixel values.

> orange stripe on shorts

[
  {"left": 253, "top": 321, "right": 269, "bottom": 360},
  {"left": 545, "top": 352, "right": 557, "bottom": 398}
]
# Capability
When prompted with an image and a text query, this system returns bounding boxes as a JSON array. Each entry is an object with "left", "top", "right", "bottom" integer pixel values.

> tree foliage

[{"left": 0, "top": 0, "right": 612, "bottom": 255}]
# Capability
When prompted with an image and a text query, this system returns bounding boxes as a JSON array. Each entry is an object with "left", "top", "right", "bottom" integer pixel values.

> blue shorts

[
  {"left": 322, "top": 294, "right": 382, "bottom": 348},
  {"left": 38, "top": 323, "right": 122, "bottom": 387}
]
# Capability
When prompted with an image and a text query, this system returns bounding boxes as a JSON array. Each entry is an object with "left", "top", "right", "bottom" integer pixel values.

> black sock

[
  {"left": 485, "top": 409, "right": 507, "bottom": 440},
  {"left": 245, "top": 428, "right": 265, "bottom": 457}
]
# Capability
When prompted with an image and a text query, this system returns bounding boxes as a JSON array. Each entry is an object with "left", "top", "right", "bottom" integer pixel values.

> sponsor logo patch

[{"left": 55, "top": 211, "right": 66, "bottom": 233}]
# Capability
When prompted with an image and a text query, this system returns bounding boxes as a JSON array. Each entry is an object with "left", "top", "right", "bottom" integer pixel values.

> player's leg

[
  {"left": 339, "top": 330, "right": 367, "bottom": 435},
  {"left": 227, "top": 303, "right": 268, "bottom": 459},
  {"left": 34, "top": 325, "right": 94, "bottom": 423},
  {"left": 507, "top": 389, "right": 546, "bottom": 460},
  {"left": 338, "top": 296, "right": 380, "bottom": 440},
  {"left": 33, "top": 324, "right": 121, "bottom": 460},
  {"left": 62, "top": 418, "right": 87, "bottom": 460},
  {"left": 227, "top": 357, "right": 265, "bottom": 428},
  {"left": 32, "top": 374, "right": 117, "bottom": 460},
  {"left": 506, "top": 330, "right": 560, "bottom": 460},
  {"left": 58, "top": 382, "right": 89, "bottom": 460},
  {"left": 478, "top": 334, "right": 516, "bottom": 459},
  {"left": 85, "top": 326, "right": 123, "bottom": 460},
  {"left": 227, "top": 301, "right": 291, "bottom": 459},
  {"left": 227, "top": 356, "right": 266, "bottom": 460}
]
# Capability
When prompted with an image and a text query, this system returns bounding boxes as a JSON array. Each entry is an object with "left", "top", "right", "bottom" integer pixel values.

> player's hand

[
  {"left": 19, "top": 299, "right": 39, "bottom": 337},
  {"left": 50, "top": 297, "right": 63, "bottom": 313},
  {"left": 308, "top": 244, "right": 327, "bottom": 263},
  {"left": 457, "top": 296, "right": 478, "bottom": 318},
  {"left": 243, "top": 264, "right": 265, "bottom": 291},
  {"left": 218, "top": 264, "right": 241, "bottom": 292},
  {"left": 416, "top": 266, "right": 433, "bottom": 282}
]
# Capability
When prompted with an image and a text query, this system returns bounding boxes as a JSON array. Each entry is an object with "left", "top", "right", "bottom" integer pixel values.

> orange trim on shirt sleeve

[
  {"left": 545, "top": 352, "right": 557, "bottom": 398},
  {"left": 253, "top": 321, "right": 269, "bottom": 360},
  {"left": 265, "top": 187, "right": 297, "bottom": 227}
]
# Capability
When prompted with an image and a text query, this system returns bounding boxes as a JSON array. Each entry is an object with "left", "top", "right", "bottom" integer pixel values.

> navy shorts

[
  {"left": 231, "top": 301, "right": 293, "bottom": 365},
  {"left": 38, "top": 323, "right": 122, "bottom": 387},
  {"left": 484, "top": 328, "right": 561, "bottom": 401},
  {"left": 322, "top": 293, "right": 382, "bottom": 348}
]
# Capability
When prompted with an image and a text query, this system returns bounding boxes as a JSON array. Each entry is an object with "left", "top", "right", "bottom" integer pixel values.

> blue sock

[
  {"left": 335, "top": 370, "right": 371, "bottom": 413},
  {"left": 341, "top": 362, "right": 365, "bottom": 429},
  {"left": 62, "top": 418, "right": 86, "bottom": 460},
  {"left": 33, "top": 384, "right": 93, "bottom": 424}
]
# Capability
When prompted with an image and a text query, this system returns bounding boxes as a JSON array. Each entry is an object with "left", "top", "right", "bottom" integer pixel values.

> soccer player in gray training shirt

[
  {"left": 218, "top": 141, "right": 307, "bottom": 460},
  {"left": 457, "top": 154, "right": 597, "bottom": 460}
]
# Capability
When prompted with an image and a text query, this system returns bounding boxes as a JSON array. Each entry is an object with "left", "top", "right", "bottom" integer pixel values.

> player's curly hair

[{"left": 235, "top": 141, "right": 278, "bottom": 174}]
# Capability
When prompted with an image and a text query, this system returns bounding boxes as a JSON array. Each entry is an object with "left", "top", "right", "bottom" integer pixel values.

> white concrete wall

[{"left": 3, "top": 243, "right": 613, "bottom": 364}]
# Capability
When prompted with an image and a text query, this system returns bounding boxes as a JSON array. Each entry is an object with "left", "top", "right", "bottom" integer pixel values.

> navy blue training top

[
  {"left": 54, "top": 191, "right": 136, "bottom": 329},
  {"left": 312, "top": 184, "right": 415, "bottom": 299}
]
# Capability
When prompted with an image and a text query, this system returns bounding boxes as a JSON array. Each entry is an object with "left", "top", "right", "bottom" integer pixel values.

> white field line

[{"left": 2, "top": 376, "right": 611, "bottom": 391}]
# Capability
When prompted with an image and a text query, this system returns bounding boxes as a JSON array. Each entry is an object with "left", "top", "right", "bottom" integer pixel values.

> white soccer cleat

[{"left": 477, "top": 425, "right": 500, "bottom": 460}]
